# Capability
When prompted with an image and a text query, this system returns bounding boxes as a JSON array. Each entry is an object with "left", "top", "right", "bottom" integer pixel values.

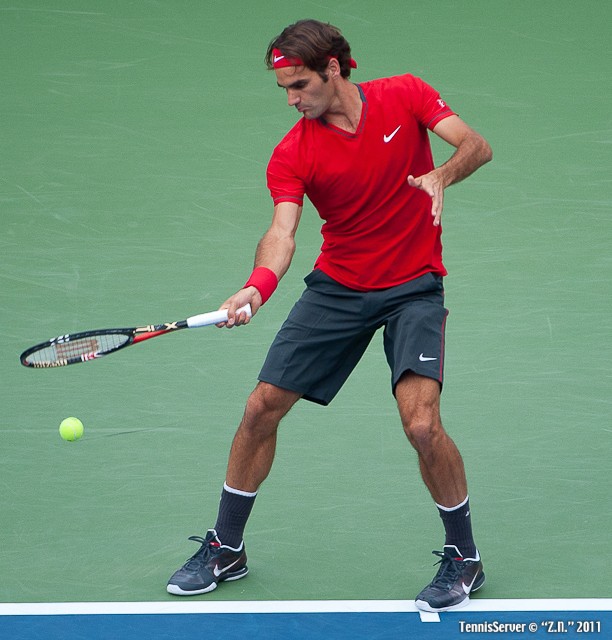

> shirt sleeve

[
  {"left": 405, "top": 75, "right": 456, "bottom": 130},
  {"left": 266, "top": 138, "right": 305, "bottom": 206}
]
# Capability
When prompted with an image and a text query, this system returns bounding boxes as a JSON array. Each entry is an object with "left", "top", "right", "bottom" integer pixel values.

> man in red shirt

[{"left": 168, "top": 19, "right": 492, "bottom": 612}]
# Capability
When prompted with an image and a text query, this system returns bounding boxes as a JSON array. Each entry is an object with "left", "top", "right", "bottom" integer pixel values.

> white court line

[{"left": 0, "top": 599, "right": 610, "bottom": 624}]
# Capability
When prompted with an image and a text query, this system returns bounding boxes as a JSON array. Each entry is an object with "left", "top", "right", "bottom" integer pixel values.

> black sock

[
  {"left": 213, "top": 483, "right": 257, "bottom": 549},
  {"left": 436, "top": 496, "right": 477, "bottom": 558}
]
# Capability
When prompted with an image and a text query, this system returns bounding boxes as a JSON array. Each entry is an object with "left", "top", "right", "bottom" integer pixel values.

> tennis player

[{"left": 168, "top": 19, "right": 492, "bottom": 612}]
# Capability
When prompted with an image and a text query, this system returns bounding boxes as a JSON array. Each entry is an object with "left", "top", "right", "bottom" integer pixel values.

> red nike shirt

[{"left": 266, "top": 74, "right": 456, "bottom": 290}]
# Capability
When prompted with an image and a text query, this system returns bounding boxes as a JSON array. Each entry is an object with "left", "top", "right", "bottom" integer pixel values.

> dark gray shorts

[{"left": 258, "top": 270, "right": 449, "bottom": 405}]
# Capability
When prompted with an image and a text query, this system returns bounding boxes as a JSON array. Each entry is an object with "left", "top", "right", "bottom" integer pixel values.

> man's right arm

[{"left": 221, "top": 201, "right": 303, "bottom": 326}]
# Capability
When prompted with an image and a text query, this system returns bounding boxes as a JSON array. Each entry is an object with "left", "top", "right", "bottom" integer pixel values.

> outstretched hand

[{"left": 408, "top": 172, "right": 445, "bottom": 227}]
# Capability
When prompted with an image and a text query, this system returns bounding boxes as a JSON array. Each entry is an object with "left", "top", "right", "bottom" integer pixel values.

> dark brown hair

[{"left": 265, "top": 19, "right": 354, "bottom": 79}]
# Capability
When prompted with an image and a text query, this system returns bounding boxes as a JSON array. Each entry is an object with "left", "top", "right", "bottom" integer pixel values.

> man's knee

[
  {"left": 402, "top": 413, "right": 445, "bottom": 454},
  {"left": 242, "top": 382, "right": 300, "bottom": 432},
  {"left": 395, "top": 373, "right": 444, "bottom": 451}
]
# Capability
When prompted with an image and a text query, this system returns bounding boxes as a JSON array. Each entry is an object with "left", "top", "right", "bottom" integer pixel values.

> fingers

[
  {"left": 226, "top": 304, "right": 251, "bottom": 328},
  {"left": 431, "top": 189, "right": 444, "bottom": 227},
  {"left": 408, "top": 173, "right": 444, "bottom": 226},
  {"left": 218, "top": 288, "right": 261, "bottom": 328},
  {"left": 220, "top": 302, "right": 249, "bottom": 328}
]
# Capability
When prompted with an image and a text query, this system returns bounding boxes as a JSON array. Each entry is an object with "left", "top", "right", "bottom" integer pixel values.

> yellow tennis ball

[{"left": 59, "top": 417, "right": 84, "bottom": 441}]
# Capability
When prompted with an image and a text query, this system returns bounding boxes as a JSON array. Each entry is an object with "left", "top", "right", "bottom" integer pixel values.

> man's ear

[{"left": 327, "top": 57, "right": 341, "bottom": 79}]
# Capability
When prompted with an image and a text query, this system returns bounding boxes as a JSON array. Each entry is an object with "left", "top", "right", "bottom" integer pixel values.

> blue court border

[{"left": 1, "top": 600, "right": 609, "bottom": 640}]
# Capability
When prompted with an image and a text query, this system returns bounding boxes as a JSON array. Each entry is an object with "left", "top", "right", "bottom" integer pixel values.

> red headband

[{"left": 272, "top": 48, "right": 357, "bottom": 70}]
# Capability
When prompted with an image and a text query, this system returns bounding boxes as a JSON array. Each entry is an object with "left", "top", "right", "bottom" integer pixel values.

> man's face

[{"left": 274, "top": 65, "right": 333, "bottom": 120}]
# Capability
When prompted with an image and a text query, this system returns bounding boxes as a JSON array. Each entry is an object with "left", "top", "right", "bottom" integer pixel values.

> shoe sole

[
  {"left": 415, "top": 571, "right": 486, "bottom": 613},
  {"left": 167, "top": 567, "right": 249, "bottom": 596}
]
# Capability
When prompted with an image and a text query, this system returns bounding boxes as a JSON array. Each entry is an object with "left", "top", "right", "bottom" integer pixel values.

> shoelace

[
  {"left": 183, "top": 535, "right": 219, "bottom": 570},
  {"left": 428, "top": 550, "right": 465, "bottom": 588}
]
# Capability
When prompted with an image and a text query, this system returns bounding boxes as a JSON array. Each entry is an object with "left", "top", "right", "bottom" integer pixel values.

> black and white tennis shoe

[
  {"left": 167, "top": 529, "right": 248, "bottom": 596},
  {"left": 415, "top": 545, "right": 485, "bottom": 612}
]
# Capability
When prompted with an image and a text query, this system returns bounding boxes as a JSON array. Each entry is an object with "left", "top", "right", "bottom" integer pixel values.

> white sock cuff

[
  {"left": 223, "top": 482, "right": 258, "bottom": 498},
  {"left": 435, "top": 495, "right": 469, "bottom": 512}
]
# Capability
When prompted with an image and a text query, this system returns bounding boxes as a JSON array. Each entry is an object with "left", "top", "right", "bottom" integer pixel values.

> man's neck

[{"left": 321, "top": 82, "right": 363, "bottom": 133}]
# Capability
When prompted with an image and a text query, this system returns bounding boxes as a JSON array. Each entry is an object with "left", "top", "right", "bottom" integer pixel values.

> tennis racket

[{"left": 20, "top": 304, "right": 251, "bottom": 368}]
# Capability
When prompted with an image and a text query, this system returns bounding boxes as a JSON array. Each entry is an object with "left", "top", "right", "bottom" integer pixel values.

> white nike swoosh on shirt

[{"left": 383, "top": 125, "right": 401, "bottom": 143}]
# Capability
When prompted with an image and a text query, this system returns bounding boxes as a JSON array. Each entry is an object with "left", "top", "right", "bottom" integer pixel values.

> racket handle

[{"left": 186, "top": 303, "right": 252, "bottom": 328}]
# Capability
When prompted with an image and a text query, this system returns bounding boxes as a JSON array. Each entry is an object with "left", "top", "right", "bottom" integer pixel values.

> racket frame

[{"left": 20, "top": 305, "right": 250, "bottom": 368}]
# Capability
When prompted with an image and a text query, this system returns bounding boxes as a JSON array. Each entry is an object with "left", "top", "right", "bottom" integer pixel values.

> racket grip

[{"left": 186, "top": 304, "right": 252, "bottom": 328}]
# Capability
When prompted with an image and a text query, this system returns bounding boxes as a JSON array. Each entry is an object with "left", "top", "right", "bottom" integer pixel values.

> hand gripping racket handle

[{"left": 186, "top": 303, "right": 252, "bottom": 328}]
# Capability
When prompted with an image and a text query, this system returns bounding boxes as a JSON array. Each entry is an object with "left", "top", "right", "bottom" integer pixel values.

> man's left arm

[{"left": 408, "top": 115, "right": 493, "bottom": 226}]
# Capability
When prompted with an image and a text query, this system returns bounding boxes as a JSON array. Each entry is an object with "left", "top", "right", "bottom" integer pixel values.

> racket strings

[{"left": 25, "top": 333, "right": 130, "bottom": 366}]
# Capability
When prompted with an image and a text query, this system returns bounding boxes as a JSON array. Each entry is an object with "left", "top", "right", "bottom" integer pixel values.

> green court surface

[{"left": 1, "top": 0, "right": 610, "bottom": 608}]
